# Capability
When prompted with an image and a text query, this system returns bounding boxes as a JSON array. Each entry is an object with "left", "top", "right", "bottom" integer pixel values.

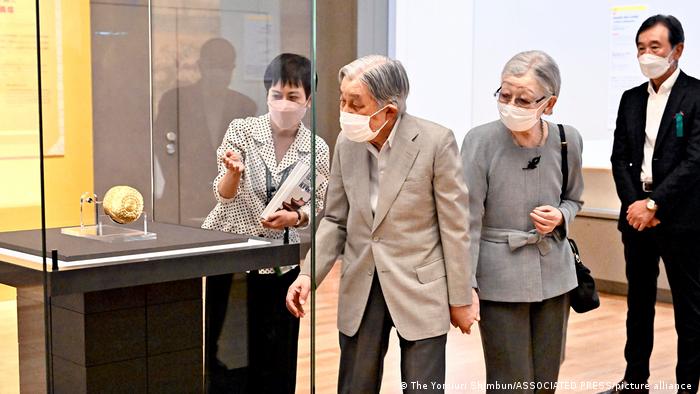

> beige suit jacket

[{"left": 301, "top": 113, "right": 472, "bottom": 341}]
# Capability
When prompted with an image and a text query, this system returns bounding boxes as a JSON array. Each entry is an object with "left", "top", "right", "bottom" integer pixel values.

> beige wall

[
  {"left": 581, "top": 168, "right": 620, "bottom": 212},
  {"left": 574, "top": 168, "right": 671, "bottom": 299},
  {"left": 316, "top": 1, "right": 357, "bottom": 155}
]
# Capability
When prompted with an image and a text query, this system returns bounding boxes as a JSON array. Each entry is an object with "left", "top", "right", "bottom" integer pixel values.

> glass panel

[
  {"left": 1, "top": 0, "right": 317, "bottom": 391},
  {"left": 150, "top": 1, "right": 317, "bottom": 393},
  {"left": 151, "top": 1, "right": 313, "bottom": 229},
  {"left": 0, "top": 0, "right": 51, "bottom": 392}
]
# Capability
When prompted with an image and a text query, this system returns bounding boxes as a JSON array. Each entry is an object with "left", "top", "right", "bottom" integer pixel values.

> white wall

[
  {"left": 357, "top": 0, "right": 389, "bottom": 57},
  {"left": 393, "top": 0, "right": 474, "bottom": 145},
  {"left": 392, "top": 0, "right": 700, "bottom": 168}
]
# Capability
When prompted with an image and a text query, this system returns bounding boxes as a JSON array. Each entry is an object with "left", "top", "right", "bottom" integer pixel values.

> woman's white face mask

[
  {"left": 497, "top": 98, "right": 549, "bottom": 132},
  {"left": 339, "top": 105, "right": 390, "bottom": 142},
  {"left": 268, "top": 99, "right": 308, "bottom": 130}
]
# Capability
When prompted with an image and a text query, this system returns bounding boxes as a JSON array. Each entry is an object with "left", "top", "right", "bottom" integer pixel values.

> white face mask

[
  {"left": 268, "top": 99, "right": 307, "bottom": 130},
  {"left": 638, "top": 52, "right": 674, "bottom": 79},
  {"left": 497, "top": 99, "right": 549, "bottom": 132},
  {"left": 339, "top": 105, "right": 389, "bottom": 142}
]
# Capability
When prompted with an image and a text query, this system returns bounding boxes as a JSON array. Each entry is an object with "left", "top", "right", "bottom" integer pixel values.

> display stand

[
  {"left": 61, "top": 192, "right": 156, "bottom": 242},
  {"left": 0, "top": 223, "right": 297, "bottom": 393}
]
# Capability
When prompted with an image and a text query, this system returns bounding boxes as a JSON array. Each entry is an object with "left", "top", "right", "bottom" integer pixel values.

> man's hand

[
  {"left": 450, "top": 289, "right": 480, "bottom": 334},
  {"left": 626, "top": 199, "right": 657, "bottom": 231},
  {"left": 648, "top": 217, "right": 661, "bottom": 227},
  {"left": 529, "top": 205, "right": 564, "bottom": 235},
  {"left": 286, "top": 275, "right": 311, "bottom": 318}
]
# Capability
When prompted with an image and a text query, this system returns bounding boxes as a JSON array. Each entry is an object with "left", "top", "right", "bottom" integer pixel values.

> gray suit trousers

[
  {"left": 479, "top": 294, "right": 570, "bottom": 394},
  {"left": 338, "top": 273, "right": 447, "bottom": 394}
]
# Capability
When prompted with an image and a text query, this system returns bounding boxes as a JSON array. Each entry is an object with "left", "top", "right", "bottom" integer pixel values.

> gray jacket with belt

[{"left": 461, "top": 120, "right": 584, "bottom": 302}]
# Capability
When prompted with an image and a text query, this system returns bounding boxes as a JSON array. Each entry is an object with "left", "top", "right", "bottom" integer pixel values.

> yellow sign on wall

[
  {"left": 0, "top": 0, "right": 94, "bottom": 232},
  {"left": 0, "top": 0, "right": 64, "bottom": 159}
]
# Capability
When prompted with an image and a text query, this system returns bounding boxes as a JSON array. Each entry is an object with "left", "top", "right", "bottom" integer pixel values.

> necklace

[
  {"left": 511, "top": 119, "right": 546, "bottom": 148},
  {"left": 537, "top": 119, "right": 547, "bottom": 146}
]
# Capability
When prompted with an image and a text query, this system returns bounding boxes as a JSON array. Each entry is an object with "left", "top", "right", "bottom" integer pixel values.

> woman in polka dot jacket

[{"left": 202, "top": 53, "right": 330, "bottom": 393}]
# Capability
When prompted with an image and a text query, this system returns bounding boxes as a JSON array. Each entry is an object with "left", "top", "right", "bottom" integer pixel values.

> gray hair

[
  {"left": 501, "top": 50, "right": 561, "bottom": 96},
  {"left": 338, "top": 55, "right": 410, "bottom": 113}
]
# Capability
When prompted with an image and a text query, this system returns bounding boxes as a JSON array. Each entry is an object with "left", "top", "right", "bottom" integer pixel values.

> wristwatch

[
  {"left": 646, "top": 198, "right": 658, "bottom": 211},
  {"left": 294, "top": 210, "right": 302, "bottom": 227}
]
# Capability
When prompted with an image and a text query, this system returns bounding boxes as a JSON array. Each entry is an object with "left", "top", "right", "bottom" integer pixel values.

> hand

[
  {"left": 450, "top": 289, "right": 480, "bottom": 334},
  {"left": 529, "top": 205, "right": 564, "bottom": 235},
  {"left": 222, "top": 150, "right": 245, "bottom": 175},
  {"left": 626, "top": 200, "right": 656, "bottom": 231},
  {"left": 648, "top": 217, "right": 661, "bottom": 227},
  {"left": 286, "top": 275, "right": 311, "bottom": 318},
  {"left": 261, "top": 210, "right": 298, "bottom": 230}
]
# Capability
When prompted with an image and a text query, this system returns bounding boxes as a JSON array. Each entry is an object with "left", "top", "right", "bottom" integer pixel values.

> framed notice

[
  {"left": 0, "top": 0, "right": 64, "bottom": 158},
  {"left": 243, "top": 13, "right": 278, "bottom": 81}
]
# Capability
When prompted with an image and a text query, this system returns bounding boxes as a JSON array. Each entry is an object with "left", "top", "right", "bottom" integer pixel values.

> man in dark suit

[
  {"left": 607, "top": 15, "right": 700, "bottom": 394},
  {"left": 154, "top": 38, "right": 257, "bottom": 227}
]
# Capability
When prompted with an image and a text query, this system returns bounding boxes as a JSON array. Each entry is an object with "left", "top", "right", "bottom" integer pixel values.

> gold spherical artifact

[{"left": 103, "top": 186, "right": 144, "bottom": 224}]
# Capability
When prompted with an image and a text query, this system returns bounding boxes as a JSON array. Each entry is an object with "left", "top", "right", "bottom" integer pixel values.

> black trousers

[
  {"left": 622, "top": 229, "right": 700, "bottom": 393},
  {"left": 338, "top": 273, "right": 447, "bottom": 394},
  {"left": 205, "top": 267, "right": 300, "bottom": 394},
  {"left": 205, "top": 273, "right": 242, "bottom": 393},
  {"left": 246, "top": 267, "right": 301, "bottom": 394},
  {"left": 206, "top": 274, "right": 235, "bottom": 369}
]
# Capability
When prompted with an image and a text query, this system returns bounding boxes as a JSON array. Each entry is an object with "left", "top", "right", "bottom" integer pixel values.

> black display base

[{"left": 18, "top": 279, "right": 203, "bottom": 393}]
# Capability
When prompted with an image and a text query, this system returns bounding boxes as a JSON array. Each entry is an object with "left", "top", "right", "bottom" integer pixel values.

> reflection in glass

[{"left": 154, "top": 38, "right": 257, "bottom": 227}]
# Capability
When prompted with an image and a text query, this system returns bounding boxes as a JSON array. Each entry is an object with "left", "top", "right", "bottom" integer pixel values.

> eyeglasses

[{"left": 494, "top": 87, "right": 549, "bottom": 109}]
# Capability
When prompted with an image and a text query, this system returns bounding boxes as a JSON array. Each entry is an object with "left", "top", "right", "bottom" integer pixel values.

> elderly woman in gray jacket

[{"left": 461, "top": 50, "right": 584, "bottom": 393}]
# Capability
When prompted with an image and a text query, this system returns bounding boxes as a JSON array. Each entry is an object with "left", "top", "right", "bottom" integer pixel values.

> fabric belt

[{"left": 481, "top": 227, "right": 552, "bottom": 256}]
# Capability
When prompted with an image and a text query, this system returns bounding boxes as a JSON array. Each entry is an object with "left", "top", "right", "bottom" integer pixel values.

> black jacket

[{"left": 611, "top": 70, "right": 700, "bottom": 234}]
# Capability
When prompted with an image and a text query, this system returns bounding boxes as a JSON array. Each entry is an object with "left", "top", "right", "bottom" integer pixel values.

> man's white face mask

[
  {"left": 638, "top": 51, "right": 674, "bottom": 79},
  {"left": 339, "top": 105, "right": 389, "bottom": 142}
]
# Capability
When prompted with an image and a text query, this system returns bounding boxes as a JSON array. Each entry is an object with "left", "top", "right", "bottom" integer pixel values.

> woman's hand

[
  {"left": 261, "top": 209, "right": 298, "bottom": 230},
  {"left": 222, "top": 150, "right": 245, "bottom": 175},
  {"left": 217, "top": 150, "right": 245, "bottom": 199},
  {"left": 450, "top": 289, "right": 480, "bottom": 334},
  {"left": 529, "top": 205, "right": 564, "bottom": 235}
]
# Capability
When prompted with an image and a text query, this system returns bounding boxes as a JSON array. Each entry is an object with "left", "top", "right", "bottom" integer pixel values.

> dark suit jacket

[
  {"left": 611, "top": 70, "right": 700, "bottom": 234},
  {"left": 154, "top": 82, "right": 257, "bottom": 227}
]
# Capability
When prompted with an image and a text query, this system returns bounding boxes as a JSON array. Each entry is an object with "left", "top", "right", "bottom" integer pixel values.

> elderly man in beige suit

[{"left": 286, "top": 55, "right": 479, "bottom": 393}]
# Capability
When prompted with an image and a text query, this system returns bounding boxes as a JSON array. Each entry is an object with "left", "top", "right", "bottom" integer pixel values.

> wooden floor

[
  {"left": 0, "top": 264, "right": 678, "bottom": 393},
  {"left": 295, "top": 264, "right": 679, "bottom": 394},
  {"left": 0, "top": 299, "right": 19, "bottom": 394}
]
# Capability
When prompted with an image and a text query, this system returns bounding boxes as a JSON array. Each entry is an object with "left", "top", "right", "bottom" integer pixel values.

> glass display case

[{"left": 0, "top": 1, "right": 321, "bottom": 392}]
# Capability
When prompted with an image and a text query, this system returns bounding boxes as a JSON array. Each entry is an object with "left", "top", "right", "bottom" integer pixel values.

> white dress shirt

[
  {"left": 366, "top": 116, "right": 401, "bottom": 213},
  {"left": 641, "top": 67, "right": 681, "bottom": 182}
]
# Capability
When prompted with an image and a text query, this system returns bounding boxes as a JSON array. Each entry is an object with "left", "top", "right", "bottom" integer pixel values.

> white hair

[
  {"left": 338, "top": 55, "right": 410, "bottom": 113},
  {"left": 501, "top": 50, "right": 561, "bottom": 96}
]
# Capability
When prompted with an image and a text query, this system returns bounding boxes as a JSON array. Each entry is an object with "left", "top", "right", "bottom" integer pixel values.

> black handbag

[{"left": 558, "top": 124, "right": 600, "bottom": 313}]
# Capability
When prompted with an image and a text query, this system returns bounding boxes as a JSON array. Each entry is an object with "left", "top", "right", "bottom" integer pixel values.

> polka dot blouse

[{"left": 202, "top": 114, "right": 330, "bottom": 274}]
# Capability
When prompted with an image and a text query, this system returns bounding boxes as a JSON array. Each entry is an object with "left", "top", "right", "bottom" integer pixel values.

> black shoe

[{"left": 598, "top": 380, "right": 650, "bottom": 394}]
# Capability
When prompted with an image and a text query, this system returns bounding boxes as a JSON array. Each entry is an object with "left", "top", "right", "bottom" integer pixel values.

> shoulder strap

[{"left": 558, "top": 124, "right": 568, "bottom": 200}]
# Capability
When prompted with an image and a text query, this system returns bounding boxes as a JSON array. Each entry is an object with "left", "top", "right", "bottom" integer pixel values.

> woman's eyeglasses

[{"left": 494, "top": 87, "right": 548, "bottom": 109}]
